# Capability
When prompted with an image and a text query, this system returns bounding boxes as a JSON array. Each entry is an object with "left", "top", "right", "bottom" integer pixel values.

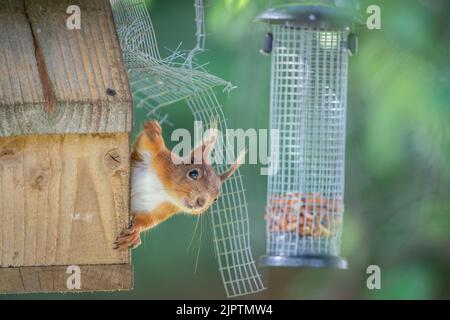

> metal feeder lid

[{"left": 257, "top": 3, "right": 363, "bottom": 29}]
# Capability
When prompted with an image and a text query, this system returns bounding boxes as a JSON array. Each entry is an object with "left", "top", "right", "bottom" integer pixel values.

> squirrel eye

[
  {"left": 214, "top": 198, "right": 218, "bottom": 202},
  {"left": 188, "top": 169, "right": 199, "bottom": 180}
]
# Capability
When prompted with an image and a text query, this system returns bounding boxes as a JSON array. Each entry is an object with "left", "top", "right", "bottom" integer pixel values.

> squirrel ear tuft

[
  {"left": 185, "top": 121, "right": 218, "bottom": 165},
  {"left": 219, "top": 149, "right": 246, "bottom": 182}
]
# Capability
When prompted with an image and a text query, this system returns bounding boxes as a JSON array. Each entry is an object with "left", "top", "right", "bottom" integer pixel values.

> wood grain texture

[
  {"left": 0, "top": 0, "right": 132, "bottom": 136},
  {"left": 0, "top": 0, "right": 45, "bottom": 107},
  {"left": 0, "top": 264, "right": 132, "bottom": 293},
  {"left": 0, "top": 134, "right": 131, "bottom": 267}
]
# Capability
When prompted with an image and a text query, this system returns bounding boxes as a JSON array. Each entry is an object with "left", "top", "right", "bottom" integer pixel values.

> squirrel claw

[
  {"left": 130, "top": 238, "right": 142, "bottom": 250},
  {"left": 114, "top": 232, "right": 141, "bottom": 250},
  {"left": 143, "top": 120, "right": 163, "bottom": 142},
  {"left": 114, "top": 223, "right": 142, "bottom": 250}
]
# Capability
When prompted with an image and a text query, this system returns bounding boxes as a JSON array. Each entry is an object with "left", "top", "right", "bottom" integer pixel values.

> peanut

[{"left": 266, "top": 192, "right": 343, "bottom": 239}]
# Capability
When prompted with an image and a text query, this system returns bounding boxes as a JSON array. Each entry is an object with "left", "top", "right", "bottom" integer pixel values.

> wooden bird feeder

[{"left": 0, "top": 0, "right": 132, "bottom": 293}]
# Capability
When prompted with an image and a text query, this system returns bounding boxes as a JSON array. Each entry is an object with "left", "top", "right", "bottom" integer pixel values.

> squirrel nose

[{"left": 196, "top": 196, "right": 207, "bottom": 208}]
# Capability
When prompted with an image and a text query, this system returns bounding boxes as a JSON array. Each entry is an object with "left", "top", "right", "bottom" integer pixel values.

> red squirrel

[{"left": 114, "top": 120, "right": 244, "bottom": 250}]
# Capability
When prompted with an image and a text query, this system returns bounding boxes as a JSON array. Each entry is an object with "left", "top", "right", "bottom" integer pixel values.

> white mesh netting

[{"left": 109, "top": 0, "right": 265, "bottom": 297}]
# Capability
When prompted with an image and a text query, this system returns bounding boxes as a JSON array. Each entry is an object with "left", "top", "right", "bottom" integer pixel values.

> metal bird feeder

[{"left": 258, "top": 2, "right": 359, "bottom": 268}]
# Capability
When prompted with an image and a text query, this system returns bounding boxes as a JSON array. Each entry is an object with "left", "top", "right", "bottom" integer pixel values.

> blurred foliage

[{"left": 3, "top": 0, "right": 449, "bottom": 300}]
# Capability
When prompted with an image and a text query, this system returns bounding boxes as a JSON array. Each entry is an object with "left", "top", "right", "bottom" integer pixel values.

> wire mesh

[
  {"left": 109, "top": 0, "right": 264, "bottom": 297},
  {"left": 265, "top": 25, "right": 349, "bottom": 259}
]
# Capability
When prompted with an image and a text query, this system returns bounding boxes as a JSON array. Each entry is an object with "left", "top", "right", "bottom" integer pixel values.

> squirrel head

[{"left": 167, "top": 125, "right": 245, "bottom": 215}]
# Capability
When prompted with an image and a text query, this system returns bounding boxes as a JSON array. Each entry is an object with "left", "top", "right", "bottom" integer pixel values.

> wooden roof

[{"left": 0, "top": 0, "right": 132, "bottom": 137}]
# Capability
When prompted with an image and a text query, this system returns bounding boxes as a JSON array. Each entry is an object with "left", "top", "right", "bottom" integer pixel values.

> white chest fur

[{"left": 130, "top": 151, "right": 171, "bottom": 213}]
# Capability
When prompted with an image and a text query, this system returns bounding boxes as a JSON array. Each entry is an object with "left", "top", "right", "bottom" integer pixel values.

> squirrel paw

[
  {"left": 143, "top": 120, "right": 162, "bottom": 142},
  {"left": 114, "top": 224, "right": 142, "bottom": 250}
]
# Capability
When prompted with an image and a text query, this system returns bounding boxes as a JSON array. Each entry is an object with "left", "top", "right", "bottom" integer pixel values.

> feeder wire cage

[{"left": 258, "top": 2, "right": 359, "bottom": 268}]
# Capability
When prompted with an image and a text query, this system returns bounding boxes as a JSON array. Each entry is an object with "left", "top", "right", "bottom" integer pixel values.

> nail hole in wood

[{"left": 106, "top": 88, "right": 117, "bottom": 96}]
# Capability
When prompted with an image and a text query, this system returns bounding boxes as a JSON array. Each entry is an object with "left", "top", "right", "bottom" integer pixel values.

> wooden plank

[
  {"left": 25, "top": 0, "right": 131, "bottom": 103},
  {"left": 0, "top": 0, "right": 45, "bottom": 107},
  {"left": 0, "top": 264, "right": 133, "bottom": 293},
  {"left": 0, "top": 0, "right": 132, "bottom": 137},
  {"left": 0, "top": 102, "right": 132, "bottom": 137},
  {"left": 0, "top": 133, "right": 130, "bottom": 267}
]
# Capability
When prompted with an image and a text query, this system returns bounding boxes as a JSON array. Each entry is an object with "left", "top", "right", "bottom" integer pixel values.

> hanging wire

[{"left": 184, "top": 0, "right": 206, "bottom": 68}]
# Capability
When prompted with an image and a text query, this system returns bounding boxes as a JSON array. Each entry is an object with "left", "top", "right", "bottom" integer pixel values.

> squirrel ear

[
  {"left": 219, "top": 149, "right": 246, "bottom": 182},
  {"left": 171, "top": 152, "right": 184, "bottom": 166},
  {"left": 185, "top": 120, "right": 218, "bottom": 165}
]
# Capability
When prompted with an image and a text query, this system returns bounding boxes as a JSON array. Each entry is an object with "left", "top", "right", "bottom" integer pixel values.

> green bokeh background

[{"left": 3, "top": 0, "right": 450, "bottom": 299}]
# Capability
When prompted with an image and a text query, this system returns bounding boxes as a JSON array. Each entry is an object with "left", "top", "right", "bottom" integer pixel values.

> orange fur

[
  {"left": 115, "top": 122, "right": 181, "bottom": 250},
  {"left": 134, "top": 202, "right": 179, "bottom": 231},
  {"left": 114, "top": 120, "right": 244, "bottom": 251}
]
